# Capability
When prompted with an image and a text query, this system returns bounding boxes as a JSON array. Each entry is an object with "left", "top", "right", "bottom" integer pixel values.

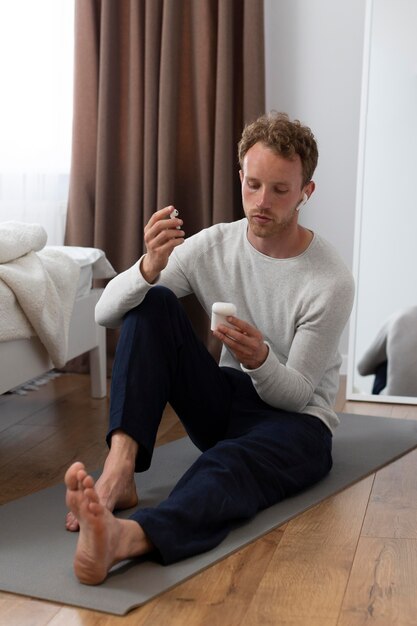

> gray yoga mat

[{"left": 1, "top": 412, "right": 417, "bottom": 615}]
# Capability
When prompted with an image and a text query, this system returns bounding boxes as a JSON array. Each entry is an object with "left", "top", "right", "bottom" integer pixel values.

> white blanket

[
  {"left": 0, "top": 222, "right": 80, "bottom": 368},
  {"left": 0, "top": 221, "right": 47, "bottom": 263}
]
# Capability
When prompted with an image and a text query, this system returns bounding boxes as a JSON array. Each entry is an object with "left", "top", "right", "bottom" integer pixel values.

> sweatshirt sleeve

[
  {"left": 241, "top": 275, "right": 355, "bottom": 412},
  {"left": 95, "top": 258, "right": 151, "bottom": 328},
  {"left": 95, "top": 254, "right": 193, "bottom": 328}
]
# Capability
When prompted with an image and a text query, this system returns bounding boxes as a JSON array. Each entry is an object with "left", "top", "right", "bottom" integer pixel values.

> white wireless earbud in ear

[{"left": 296, "top": 193, "right": 308, "bottom": 211}]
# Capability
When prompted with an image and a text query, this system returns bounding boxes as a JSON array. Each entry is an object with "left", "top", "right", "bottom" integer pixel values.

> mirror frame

[{"left": 346, "top": 0, "right": 417, "bottom": 405}]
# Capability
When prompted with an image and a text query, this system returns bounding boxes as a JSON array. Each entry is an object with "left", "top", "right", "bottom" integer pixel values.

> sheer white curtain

[{"left": 0, "top": 0, "right": 74, "bottom": 245}]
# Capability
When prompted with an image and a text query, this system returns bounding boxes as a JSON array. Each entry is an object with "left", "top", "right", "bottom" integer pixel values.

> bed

[{"left": 0, "top": 223, "right": 116, "bottom": 399}]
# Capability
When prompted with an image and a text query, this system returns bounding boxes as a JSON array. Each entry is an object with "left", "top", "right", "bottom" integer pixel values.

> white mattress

[
  {"left": 48, "top": 246, "right": 116, "bottom": 297},
  {"left": 77, "top": 265, "right": 95, "bottom": 297}
]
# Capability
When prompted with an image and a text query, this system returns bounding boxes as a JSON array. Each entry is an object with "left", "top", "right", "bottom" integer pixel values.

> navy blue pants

[
  {"left": 372, "top": 360, "right": 388, "bottom": 394},
  {"left": 108, "top": 286, "right": 332, "bottom": 564}
]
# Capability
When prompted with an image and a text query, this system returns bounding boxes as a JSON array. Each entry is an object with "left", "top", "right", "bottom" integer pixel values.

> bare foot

[
  {"left": 65, "top": 469, "right": 138, "bottom": 531},
  {"left": 66, "top": 434, "right": 139, "bottom": 532},
  {"left": 65, "top": 462, "right": 153, "bottom": 585}
]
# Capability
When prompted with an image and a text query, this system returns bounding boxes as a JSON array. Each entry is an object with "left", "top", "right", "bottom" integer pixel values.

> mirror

[{"left": 347, "top": 0, "right": 417, "bottom": 404}]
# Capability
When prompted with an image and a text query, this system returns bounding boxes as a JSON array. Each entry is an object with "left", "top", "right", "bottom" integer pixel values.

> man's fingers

[
  {"left": 214, "top": 321, "right": 268, "bottom": 367},
  {"left": 216, "top": 320, "right": 261, "bottom": 344},
  {"left": 225, "top": 316, "right": 253, "bottom": 334},
  {"left": 146, "top": 205, "right": 175, "bottom": 226},
  {"left": 145, "top": 225, "right": 184, "bottom": 246},
  {"left": 145, "top": 215, "right": 184, "bottom": 247},
  {"left": 145, "top": 206, "right": 182, "bottom": 239}
]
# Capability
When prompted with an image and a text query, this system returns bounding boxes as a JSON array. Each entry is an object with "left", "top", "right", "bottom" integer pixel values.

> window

[{"left": 0, "top": 0, "right": 74, "bottom": 244}]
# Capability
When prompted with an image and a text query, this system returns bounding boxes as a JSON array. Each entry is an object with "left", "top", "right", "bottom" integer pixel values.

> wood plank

[
  {"left": 343, "top": 400, "right": 417, "bottom": 420},
  {"left": 361, "top": 447, "right": 417, "bottom": 540},
  {"left": 338, "top": 537, "right": 417, "bottom": 626},
  {"left": 343, "top": 401, "right": 398, "bottom": 417},
  {"left": 130, "top": 528, "right": 286, "bottom": 626},
  {"left": 239, "top": 477, "right": 374, "bottom": 626},
  {"left": 46, "top": 604, "right": 156, "bottom": 626},
  {"left": 153, "top": 403, "right": 187, "bottom": 446},
  {"left": 0, "top": 373, "right": 86, "bottom": 433},
  {"left": 0, "top": 594, "right": 60, "bottom": 626},
  {"left": 0, "top": 389, "right": 109, "bottom": 503}
]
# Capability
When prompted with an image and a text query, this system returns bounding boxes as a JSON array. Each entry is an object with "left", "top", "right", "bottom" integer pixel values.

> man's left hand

[{"left": 213, "top": 317, "right": 269, "bottom": 370}]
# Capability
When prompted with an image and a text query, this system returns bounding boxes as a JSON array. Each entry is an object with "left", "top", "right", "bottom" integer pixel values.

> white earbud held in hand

[
  {"left": 296, "top": 193, "right": 308, "bottom": 211},
  {"left": 169, "top": 208, "right": 181, "bottom": 229},
  {"left": 211, "top": 302, "right": 237, "bottom": 331}
]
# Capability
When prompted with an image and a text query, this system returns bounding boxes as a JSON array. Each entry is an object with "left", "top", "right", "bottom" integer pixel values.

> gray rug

[{"left": 1, "top": 413, "right": 417, "bottom": 615}]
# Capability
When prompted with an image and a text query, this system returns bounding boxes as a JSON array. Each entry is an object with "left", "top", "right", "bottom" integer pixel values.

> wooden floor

[{"left": 1, "top": 373, "right": 417, "bottom": 626}]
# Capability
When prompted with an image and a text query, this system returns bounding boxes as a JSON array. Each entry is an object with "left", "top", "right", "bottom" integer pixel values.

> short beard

[{"left": 248, "top": 208, "right": 297, "bottom": 238}]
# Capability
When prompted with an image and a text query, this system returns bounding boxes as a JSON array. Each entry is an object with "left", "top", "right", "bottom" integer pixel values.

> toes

[
  {"left": 65, "top": 511, "right": 80, "bottom": 532},
  {"left": 82, "top": 474, "right": 95, "bottom": 491},
  {"left": 65, "top": 462, "right": 86, "bottom": 489},
  {"left": 76, "top": 468, "right": 88, "bottom": 488},
  {"left": 84, "top": 486, "right": 101, "bottom": 510}
]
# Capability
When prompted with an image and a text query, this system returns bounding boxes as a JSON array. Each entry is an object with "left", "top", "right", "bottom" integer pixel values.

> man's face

[{"left": 240, "top": 142, "right": 307, "bottom": 240}]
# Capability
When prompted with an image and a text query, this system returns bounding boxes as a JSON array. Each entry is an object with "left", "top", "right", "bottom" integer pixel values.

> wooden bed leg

[{"left": 89, "top": 324, "right": 107, "bottom": 398}]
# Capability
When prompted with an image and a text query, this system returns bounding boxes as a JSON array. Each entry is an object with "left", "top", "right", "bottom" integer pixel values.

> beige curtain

[{"left": 66, "top": 0, "right": 265, "bottom": 361}]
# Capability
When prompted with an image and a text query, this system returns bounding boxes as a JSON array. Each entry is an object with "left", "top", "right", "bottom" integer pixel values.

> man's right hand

[{"left": 140, "top": 205, "right": 184, "bottom": 283}]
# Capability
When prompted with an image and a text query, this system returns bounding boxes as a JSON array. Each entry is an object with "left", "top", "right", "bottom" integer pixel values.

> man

[{"left": 65, "top": 112, "right": 354, "bottom": 585}]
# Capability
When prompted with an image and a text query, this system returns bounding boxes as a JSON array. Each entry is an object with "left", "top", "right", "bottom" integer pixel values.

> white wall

[{"left": 264, "top": 0, "right": 367, "bottom": 363}]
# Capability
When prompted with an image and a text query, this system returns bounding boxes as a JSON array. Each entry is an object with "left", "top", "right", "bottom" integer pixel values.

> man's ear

[
  {"left": 239, "top": 170, "right": 244, "bottom": 183},
  {"left": 305, "top": 180, "right": 316, "bottom": 199}
]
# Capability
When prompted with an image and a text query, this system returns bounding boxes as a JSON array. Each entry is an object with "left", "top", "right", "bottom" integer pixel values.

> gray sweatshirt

[{"left": 96, "top": 219, "right": 354, "bottom": 432}]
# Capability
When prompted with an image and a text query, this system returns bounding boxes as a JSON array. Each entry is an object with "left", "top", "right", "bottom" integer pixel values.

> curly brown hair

[{"left": 238, "top": 112, "right": 318, "bottom": 187}]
